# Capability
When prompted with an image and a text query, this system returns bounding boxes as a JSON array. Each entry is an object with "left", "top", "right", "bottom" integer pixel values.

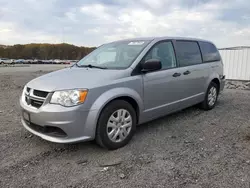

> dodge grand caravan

[{"left": 20, "top": 37, "right": 225, "bottom": 149}]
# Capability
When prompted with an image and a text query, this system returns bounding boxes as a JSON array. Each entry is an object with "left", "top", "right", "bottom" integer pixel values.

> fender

[
  {"left": 90, "top": 87, "right": 143, "bottom": 112},
  {"left": 83, "top": 87, "right": 143, "bottom": 138},
  {"left": 206, "top": 73, "right": 220, "bottom": 87},
  {"left": 204, "top": 61, "right": 224, "bottom": 92}
]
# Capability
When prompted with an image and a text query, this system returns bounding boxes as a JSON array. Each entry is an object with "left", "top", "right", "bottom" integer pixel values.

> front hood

[{"left": 27, "top": 67, "right": 129, "bottom": 91}]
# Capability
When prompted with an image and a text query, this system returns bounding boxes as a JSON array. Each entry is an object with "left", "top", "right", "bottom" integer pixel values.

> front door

[{"left": 142, "top": 41, "right": 184, "bottom": 122}]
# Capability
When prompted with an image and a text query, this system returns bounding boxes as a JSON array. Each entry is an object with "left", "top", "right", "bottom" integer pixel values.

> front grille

[
  {"left": 24, "top": 88, "right": 49, "bottom": 108},
  {"left": 33, "top": 90, "right": 48, "bottom": 98},
  {"left": 26, "top": 87, "right": 31, "bottom": 93},
  {"left": 26, "top": 121, "right": 67, "bottom": 137},
  {"left": 30, "top": 99, "right": 43, "bottom": 108}
]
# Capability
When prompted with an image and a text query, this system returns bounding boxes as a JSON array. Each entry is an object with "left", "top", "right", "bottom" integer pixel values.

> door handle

[
  {"left": 183, "top": 70, "right": 191, "bottom": 75},
  {"left": 172, "top": 72, "right": 181, "bottom": 77}
]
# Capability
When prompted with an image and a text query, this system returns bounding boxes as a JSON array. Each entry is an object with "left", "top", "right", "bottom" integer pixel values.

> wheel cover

[
  {"left": 208, "top": 86, "right": 217, "bottom": 106},
  {"left": 106, "top": 109, "right": 132, "bottom": 143}
]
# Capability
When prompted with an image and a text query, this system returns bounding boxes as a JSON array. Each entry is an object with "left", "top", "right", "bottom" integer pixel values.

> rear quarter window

[{"left": 199, "top": 41, "right": 221, "bottom": 62}]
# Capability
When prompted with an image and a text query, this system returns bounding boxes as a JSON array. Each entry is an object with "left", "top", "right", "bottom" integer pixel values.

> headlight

[{"left": 50, "top": 89, "right": 88, "bottom": 107}]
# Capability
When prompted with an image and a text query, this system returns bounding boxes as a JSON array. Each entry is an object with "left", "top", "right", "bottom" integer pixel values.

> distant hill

[
  {"left": 0, "top": 44, "right": 10, "bottom": 49},
  {"left": 0, "top": 43, "right": 96, "bottom": 60}
]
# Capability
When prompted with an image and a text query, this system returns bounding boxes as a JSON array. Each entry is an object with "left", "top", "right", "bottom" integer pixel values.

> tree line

[{"left": 0, "top": 43, "right": 96, "bottom": 60}]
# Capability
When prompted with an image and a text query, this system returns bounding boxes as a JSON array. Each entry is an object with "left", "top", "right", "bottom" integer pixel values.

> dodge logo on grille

[{"left": 26, "top": 90, "right": 31, "bottom": 105}]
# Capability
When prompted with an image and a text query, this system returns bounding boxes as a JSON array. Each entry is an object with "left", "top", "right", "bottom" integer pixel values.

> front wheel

[
  {"left": 96, "top": 100, "right": 137, "bottom": 150},
  {"left": 200, "top": 82, "right": 219, "bottom": 110}
]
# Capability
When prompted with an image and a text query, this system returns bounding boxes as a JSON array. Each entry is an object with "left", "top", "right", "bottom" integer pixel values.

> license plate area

[{"left": 23, "top": 111, "right": 30, "bottom": 124}]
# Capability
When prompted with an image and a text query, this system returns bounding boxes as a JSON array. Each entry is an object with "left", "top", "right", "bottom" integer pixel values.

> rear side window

[
  {"left": 175, "top": 41, "right": 202, "bottom": 67},
  {"left": 199, "top": 41, "right": 221, "bottom": 62}
]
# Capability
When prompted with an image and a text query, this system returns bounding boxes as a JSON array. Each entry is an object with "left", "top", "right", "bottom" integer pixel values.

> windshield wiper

[{"left": 75, "top": 64, "right": 107, "bottom": 69}]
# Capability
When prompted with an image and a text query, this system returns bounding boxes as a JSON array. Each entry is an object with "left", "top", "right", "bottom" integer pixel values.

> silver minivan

[{"left": 20, "top": 37, "right": 225, "bottom": 149}]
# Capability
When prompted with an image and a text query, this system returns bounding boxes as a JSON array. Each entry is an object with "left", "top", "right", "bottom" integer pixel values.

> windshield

[{"left": 76, "top": 40, "right": 151, "bottom": 69}]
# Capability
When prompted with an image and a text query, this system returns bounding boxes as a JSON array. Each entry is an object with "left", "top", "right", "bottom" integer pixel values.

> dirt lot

[{"left": 1, "top": 66, "right": 250, "bottom": 188}]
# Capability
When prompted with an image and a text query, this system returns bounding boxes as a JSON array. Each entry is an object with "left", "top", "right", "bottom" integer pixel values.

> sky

[{"left": 0, "top": 0, "right": 250, "bottom": 48}]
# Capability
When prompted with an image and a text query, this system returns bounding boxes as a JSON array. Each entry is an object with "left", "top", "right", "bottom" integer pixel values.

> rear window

[
  {"left": 199, "top": 41, "right": 221, "bottom": 62},
  {"left": 175, "top": 41, "right": 202, "bottom": 67}
]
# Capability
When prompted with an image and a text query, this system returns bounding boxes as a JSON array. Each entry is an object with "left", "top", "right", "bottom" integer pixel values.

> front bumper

[{"left": 20, "top": 98, "right": 98, "bottom": 143}]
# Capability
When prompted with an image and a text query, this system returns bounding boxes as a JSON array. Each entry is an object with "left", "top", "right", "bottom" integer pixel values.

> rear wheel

[
  {"left": 96, "top": 100, "right": 136, "bottom": 150},
  {"left": 200, "top": 82, "right": 218, "bottom": 110}
]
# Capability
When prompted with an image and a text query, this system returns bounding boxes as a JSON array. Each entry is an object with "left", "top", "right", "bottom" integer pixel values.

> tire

[
  {"left": 200, "top": 82, "right": 219, "bottom": 110},
  {"left": 96, "top": 100, "right": 137, "bottom": 150}
]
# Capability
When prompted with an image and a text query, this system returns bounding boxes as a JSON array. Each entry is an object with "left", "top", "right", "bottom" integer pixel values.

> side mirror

[{"left": 141, "top": 59, "right": 162, "bottom": 73}]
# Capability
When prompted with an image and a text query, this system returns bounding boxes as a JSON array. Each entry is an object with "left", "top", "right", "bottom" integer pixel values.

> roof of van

[{"left": 115, "top": 36, "right": 212, "bottom": 43}]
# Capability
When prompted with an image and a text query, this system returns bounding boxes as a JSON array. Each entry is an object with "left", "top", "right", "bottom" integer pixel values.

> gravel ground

[
  {"left": 0, "top": 64, "right": 69, "bottom": 73},
  {"left": 1, "top": 66, "right": 250, "bottom": 188},
  {"left": 225, "top": 80, "right": 250, "bottom": 90}
]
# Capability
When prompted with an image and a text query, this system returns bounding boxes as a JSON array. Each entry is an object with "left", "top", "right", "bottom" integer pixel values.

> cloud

[{"left": 0, "top": 0, "right": 249, "bottom": 47}]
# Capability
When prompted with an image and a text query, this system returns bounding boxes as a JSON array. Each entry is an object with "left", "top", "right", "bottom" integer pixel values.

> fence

[{"left": 219, "top": 47, "right": 250, "bottom": 81}]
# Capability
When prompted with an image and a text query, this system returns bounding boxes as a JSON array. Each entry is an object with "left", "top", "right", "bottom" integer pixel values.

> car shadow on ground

[
  {"left": 24, "top": 99, "right": 226, "bottom": 161},
  {"left": 31, "top": 105, "right": 205, "bottom": 151}
]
